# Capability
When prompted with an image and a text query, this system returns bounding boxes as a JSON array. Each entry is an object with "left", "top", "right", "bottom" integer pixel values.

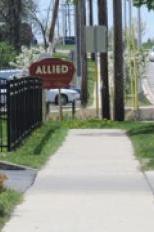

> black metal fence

[
  {"left": 0, "top": 78, "right": 7, "bottom": 151},
  {"left": 0, "top": 77, "right": 42, "bottom": 151}
]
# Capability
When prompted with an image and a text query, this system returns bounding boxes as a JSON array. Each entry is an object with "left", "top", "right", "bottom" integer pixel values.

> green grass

[
  {"left": 55, "top": 44, "right": 75, "bottom": 50},
  {"left": 0, "top": 121, "right": 68, "bottom": 169},
  {"left": 52, "top": 52, "right": 69, "bottom": 60},
  {"left": 0, "top": 189, "right": 22, "bottom": 230},
  {"left": 0, "top": 119, "right": 7, "bottom": 149},
  {"left": 127, "top": 124, "right": 154, "bottom": 170}
]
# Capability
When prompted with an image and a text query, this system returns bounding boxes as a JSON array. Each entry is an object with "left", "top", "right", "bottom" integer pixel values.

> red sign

[{"left": 29, "top": 58, "right": 75, "bottom": 89}]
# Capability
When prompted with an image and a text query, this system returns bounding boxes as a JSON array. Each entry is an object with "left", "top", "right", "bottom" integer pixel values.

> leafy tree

[
  {"left": 0, "top": 0, "right": 36, "bottom": 51},
  {"left": 133, "top": 0, "right": 154, "bottom": 10}
]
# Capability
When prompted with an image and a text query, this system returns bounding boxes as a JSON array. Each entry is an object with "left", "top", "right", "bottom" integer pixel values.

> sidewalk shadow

[{"left": 33, "top": 126, "right": 60, "bottom": 155}]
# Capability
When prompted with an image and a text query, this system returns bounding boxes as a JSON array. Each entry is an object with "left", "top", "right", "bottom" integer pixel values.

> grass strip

[
  {"left": 0, "top": 189, "right": 22, "bottom": 230},
  {"left": 0, "top": 121, "right": 68, "bottom": 169}
]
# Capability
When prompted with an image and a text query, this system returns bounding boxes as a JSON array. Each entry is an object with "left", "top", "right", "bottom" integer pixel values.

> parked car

[
  {"left": 0, "top": 69, "right": 23, "bottom": 106},
  {"left": 149, "top": 47, "right": 154, "bottom": 62},
  {"left": 0, "top": 69, "right": 24, "bottom": 80},
  {"left": 47, "top": 88, "right": 80, "bottom": 105},
  {"left": 64, "top": 36, "right": 75, "bottom": 45},
  {"left": 70, "top": 87, "right": 81, "bottom": 94}
]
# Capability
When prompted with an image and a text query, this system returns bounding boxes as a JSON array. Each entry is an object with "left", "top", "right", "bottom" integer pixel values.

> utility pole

[
  {"left": 97, "top": 0, "right": 110, "bottom": 119},
  {"left": 49, "top": 0, "right": 60, "bottom": 44},
  {"left": 80, "top": 0, "right": 88, "bottom": 106},
  {"left": 137, "top": 6, "right": 142, "bottom": 96},
  {"left": 137, "top": 7, "right": 142, "bottom": 47},
  {"left": 123, "top": 0, "right": 127, "bottom": 45},
  {"left": 128, "top": 0, "right": 132, "bottom": 30},
  {"left": 67, "top": 1, "right": 71, "bottom": 36},
  {"left": 113, "top": 0, "right": 124, "bottom": 121},
  {"left": 124, "top": 0, "right": 127, "bottom": 32},
  {"left": 88, "top": 0, "right": 93, "bottom": 26},
  {"left": 75, "top": 0, "right": 82, "bottom": 85},
  {"left": 88, "top": 0, "right": 95, "bottom": 60}
]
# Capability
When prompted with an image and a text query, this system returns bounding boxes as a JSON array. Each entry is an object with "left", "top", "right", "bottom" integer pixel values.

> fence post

[
  {"left": 72, "top": 100, "right": 76, "bottom": 119},
  {"left": 6, "top": 81, "right": 11, "bottom": 151}
]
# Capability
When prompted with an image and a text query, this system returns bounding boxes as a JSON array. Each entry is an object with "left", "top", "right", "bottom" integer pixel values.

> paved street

[
  {"left": 145, "top": 62, "right": 154, "bottom": 91},
  {"left": 2, "top": 129, "right": 154, "bottom": 232},
  {"left": 143, "top": 61, "right": 154, "bottom": 104}
]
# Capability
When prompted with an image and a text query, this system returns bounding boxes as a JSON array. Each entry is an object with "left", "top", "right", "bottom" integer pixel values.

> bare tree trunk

[
  {"left": 80, "top": 0, "right": 88, "bottom": 107},
  {"left": 113, "top": 0, "right": 124, "bottom": 121},
  {"left": 97, "top": 0, "right": 110, "bottom": 119},
  {"left": 41, "top": 26, "right": 48, "bottom": 51},
  {"left": 49, "top": 0, "right": 60, "bottom": 44}
]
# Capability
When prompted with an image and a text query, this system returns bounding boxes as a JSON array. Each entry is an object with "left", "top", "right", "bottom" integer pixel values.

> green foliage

[
  {"left": 124, "top": 26, "right": 147, "bottom": 108},
  {"left": 0, "top": 0, "right": 37, "bottom": 51},
  {"left": 142, "top": 38, "right": 154, "bottom": 49},
  {"left": 133, "top": 0, "right": 154, "bottom": 10},
  {"left": 0, "top": 42, "right": 16, "bottom": 68}
]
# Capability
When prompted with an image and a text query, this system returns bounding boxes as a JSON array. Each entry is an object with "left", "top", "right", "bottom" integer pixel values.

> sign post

[
  {"left": 85, "top": 26, "right": 107, "bottom": 118},
  {"left": 58, "top": 88, "right": 63, "bottom": 121}
]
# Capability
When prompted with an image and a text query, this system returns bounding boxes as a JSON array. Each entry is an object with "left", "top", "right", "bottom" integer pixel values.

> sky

[{"left": 37, "top": 0, "right": 154, "bottom": 42}]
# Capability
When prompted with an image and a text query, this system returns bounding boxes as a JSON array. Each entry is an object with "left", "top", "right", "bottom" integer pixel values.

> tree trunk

[
  {"left": 113, "top": 0, "right": 124, "bottom": 121},
  {"left": 49, "top": 0, "right": 60, "bottom": 44},
  {"left": 97, "top": 0, "right": 110, "bottom": 119}
]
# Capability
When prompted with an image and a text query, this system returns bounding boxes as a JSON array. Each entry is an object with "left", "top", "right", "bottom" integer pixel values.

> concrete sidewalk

[{"left": 2, "top": 129, "right": 154, "bottom": 232}]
